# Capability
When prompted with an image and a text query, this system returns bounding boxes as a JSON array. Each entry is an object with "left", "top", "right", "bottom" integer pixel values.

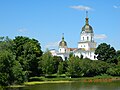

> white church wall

[
  {"left": 57, "top": 53, "right": 69, "bottom": 61},
  {"left": 74, "top": 51, "right": 96, "bottom": 60},
  {"left": 50, "top": 49, "right": 57, "bottom": 56},
  {"left": 59, "top": 47, "right": 67, "bottom": 53},
  {"left": 81, "top": 33, "right": 93, "bottom": 42},
  {"left": 78, "top": 43, "right": 89, "bottom": 50}
]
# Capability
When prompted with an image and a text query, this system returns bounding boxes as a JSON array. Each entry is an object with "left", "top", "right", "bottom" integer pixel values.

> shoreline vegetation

[{"left": 7, "top": 76, "right": 120, "bottom": 88}]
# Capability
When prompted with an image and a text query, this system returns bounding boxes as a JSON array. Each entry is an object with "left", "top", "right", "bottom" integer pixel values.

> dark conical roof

[
  {"left": 81, "top": 16, "right": 93, "bottom": 33},
  {"left": 59, "top": 34, "right": 67, "bottom": 47}
]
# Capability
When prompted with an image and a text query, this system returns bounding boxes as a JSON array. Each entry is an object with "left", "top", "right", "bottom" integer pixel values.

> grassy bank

[
  {"left": 2, "top": 76, "right": 120, "bottom": 88},
  {"left": 24, "top": 76, "right": 120, "bottom": 85}
]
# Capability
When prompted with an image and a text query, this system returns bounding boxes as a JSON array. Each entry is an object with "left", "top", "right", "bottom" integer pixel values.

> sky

[{"left": 0, "top": 0, "right": 120, "bottom": 51}]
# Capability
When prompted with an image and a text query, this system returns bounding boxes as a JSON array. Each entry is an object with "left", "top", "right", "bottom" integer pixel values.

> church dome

[
  {"left": 81, "top": 17, "right": 93, "bottom": 33},
  {"left": 59, "top": 41, "right": 67, "bottom": 47},
  {"left": 59, "top": 34, "right": 67, "bottom": 47}
]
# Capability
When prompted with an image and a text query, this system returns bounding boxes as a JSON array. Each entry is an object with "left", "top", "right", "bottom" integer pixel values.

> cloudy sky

[{"left": 0, "top": 0, "right": 120, "bottom": 51}]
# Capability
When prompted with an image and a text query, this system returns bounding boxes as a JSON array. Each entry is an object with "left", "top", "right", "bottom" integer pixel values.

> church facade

[{"left": 50, "top": 14, "right": 97, "bottom": 60}]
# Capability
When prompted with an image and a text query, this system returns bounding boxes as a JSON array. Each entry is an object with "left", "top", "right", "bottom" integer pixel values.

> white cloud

[
  {"left": 18, "top": 28, "right": 27, "bottom": 33},
  {"left": 45, "top": 41, "right": 59, "bottom": 49},
  {"left": 94, "top": 34, "right": 107, "bottom": 40},
  {"left": 70, "top": 5, "right": 92, "bottom": 11},
  {"left": 113, "top": 5, "right": 120, "bottom": 9}
]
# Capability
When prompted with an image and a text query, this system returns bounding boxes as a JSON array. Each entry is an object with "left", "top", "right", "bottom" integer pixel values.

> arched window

[
  {"left": 87, "top": 37, "right": 89, "bottom": 41},
  {"left": 83, "top": 37, "right": 84, "bottom": 40},
  {"left": 91, "top": 37, "right": 92, "bottom": 41}
]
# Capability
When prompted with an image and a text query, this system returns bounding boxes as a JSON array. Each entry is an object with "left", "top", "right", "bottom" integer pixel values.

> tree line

[{"left": 0, "top": 36, "right": 120, "bottom": 86}]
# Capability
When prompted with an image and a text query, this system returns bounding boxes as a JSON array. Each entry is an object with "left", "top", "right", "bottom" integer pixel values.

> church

[{"left": 50, "top": 13, "right": 97, "bottom": 60}]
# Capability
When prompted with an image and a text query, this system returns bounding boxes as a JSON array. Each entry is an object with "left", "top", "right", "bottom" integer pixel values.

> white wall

[
  {"left": 78, "top": 43, "right": 89, "bottom": 50},
  {"left": 57, "top": 53, "right": 69, "bottom": 61},
  {"left": 81, "top": 33, "right": 94, "bottom": 42},
  {"left": 74, "top": 51, "right": 97, "bottom": 60}
]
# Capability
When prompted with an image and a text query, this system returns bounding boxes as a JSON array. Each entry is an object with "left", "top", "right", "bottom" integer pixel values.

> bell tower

[
  {"left": 59, "top": 33, "right": 68, "bottom": 53},
  {"left": 78, "top": 11, "right": 96, "bottom": 50},
  {"left": 80, "top": 11, "right": 94, "bottom": 42}
]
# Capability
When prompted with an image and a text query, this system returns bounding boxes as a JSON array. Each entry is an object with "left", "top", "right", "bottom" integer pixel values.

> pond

[{"left": 5, "top": 81, "right": 120, "bottom": 90}]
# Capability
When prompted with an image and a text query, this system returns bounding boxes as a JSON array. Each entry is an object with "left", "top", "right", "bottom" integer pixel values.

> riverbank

[
  {"left": 4, "top": 76, "right": 120, "bottom": 88},
  {"left": 24, "top": 76, "right": 120, "bottom": 86}
]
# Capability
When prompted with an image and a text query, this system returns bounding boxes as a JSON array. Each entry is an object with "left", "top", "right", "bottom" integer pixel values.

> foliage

[
  {"left": 0, "top": 37, "right": 25, "bottom": 86},
  {"left": 0, "top": 37, "right": 14, "bottom": 52},
  {"left": 0, "top": 36, "right": 43, "bottom": 86},
  {"left": 116, "top": 50, "right": 120, "bottom": 65},
  {"left": 13, "top": 36, "right": 43, "bottom": 77},
  {"left": 66, "top": 56, "right": 83, "bottom": 77},
  {"left": 106, "top": 65, "right": 120, "bottom": 76},
  {"left": 85, "top": 60, "right": 110, "bottom": 77},
  {"left": 57, "top": 62, "right": 64, "bottom": 75},
  {"left": 69, "top": 52, "right": 74, "bottom": 58},
  {"left": 39, "top": 51, "right": 54, "bottom": 75},
  {"left": 66, "top": 56, "right": 110, "bottom": 77},
  {"left": 0, "top": 50, "right": 25, "bottom": 86},
  {"left": 95, "top": 43, "right": 117, "bottom": 64},
  {"left": 53, "top": 56, "right": 63, "bottom": 73}
]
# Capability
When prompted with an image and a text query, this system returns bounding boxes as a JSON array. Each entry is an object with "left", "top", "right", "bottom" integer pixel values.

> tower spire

[
  {"left": 85, "top": 11, "right": 89, "bottom": 25},
  {"left": 86, "top": 11, "right": 88, "bottom": 18},
  {"left": 62, "top": 33, "right": 64, "bottom": 41}
]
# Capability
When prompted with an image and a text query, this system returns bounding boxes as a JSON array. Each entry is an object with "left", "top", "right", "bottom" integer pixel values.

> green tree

[
  {"left": 0, "top": 50, "right": 25, "bottom": 86},
  {"left": 11, "top": 61, "right": 26, "bottom": 84},
  {"left": 62, "top": 60, "right": 68, "bottom": 74},
  {"left": 107, "top": 64, "right": 120, "bottom": 76},
  {"left": 57, "top": 62, "right": 64, "bottom": 75},
  {"left": 13, "top": 36, "right": 43, "bottom": 77},
  {"left": 95, "top": 43, "right": 117, "bottom": 64},
  {"left": 116, "top": 50, "right": 120, "bottom": 65},
  {"left": 78, "top": 58, "right": 92, "bottom": 77},
  {"left": 0, "top": 37, "right": 25, "bottom": 86},
  {"left": 39, "top": 51, "right": 54, "bottom": 76},
  {"left": 67, "top": 57, "right": 110, "bottom": 77},
  {"left": 86, "top": 60, "right": 110, "bottom": 76},
  {"left": 69, "top": 52, "right": 74, "bottom": 58},
  {"left": 66, "top": 56, "right": 83, "bottom": 77},
  {"left": 0, "top": 51, "right": 14, "bottom": 86},
  {"left": 53, "top": 56, "right": 63, "bottom": 73},
  {"left": 116, "top": 50, "right": 120, "bottom": 56},
  {"left": 0, "top": 36, "right": 14, "bottom": 52}
]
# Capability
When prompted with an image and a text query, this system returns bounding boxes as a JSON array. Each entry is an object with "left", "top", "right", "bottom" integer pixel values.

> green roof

[{"left": 81, "top": 18, "right": 93, "bottom": 33}]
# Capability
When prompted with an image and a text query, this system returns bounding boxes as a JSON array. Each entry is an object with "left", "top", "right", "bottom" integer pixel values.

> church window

[
  {"left": 91, "top": 37, "right": 92, "bottom": 41},
  {"left": 83, "top": 37, "right": 84, "bottom": 40},
  {"left": 87, "top": 37, "right": 89, "bottom": 40}
]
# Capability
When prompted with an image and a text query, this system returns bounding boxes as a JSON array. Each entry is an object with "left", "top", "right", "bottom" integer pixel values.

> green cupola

[
  {"left": 81, "top": 11, "right": 93, "bottom": 33},
  {"left": 59, "top": 33, "right": 67, "bottom": 47}
]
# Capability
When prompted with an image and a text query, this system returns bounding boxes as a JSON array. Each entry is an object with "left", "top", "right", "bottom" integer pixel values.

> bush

[{"left": 29, "top": 77, "right": 45, "bottom": 81}]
